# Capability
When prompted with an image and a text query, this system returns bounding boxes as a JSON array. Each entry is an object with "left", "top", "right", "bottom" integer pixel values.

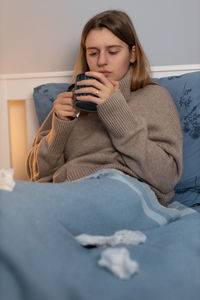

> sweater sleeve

[
  {"left": 26, "top": 111, "right": 77, "bottom": 181},
  {"left": 97, "top": 85, "right": 183, "bottom": 195}
]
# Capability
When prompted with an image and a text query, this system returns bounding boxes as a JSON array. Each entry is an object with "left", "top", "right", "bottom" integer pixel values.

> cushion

[
  {"left": 154, "top": 71, "right": 200, "bottom": 207},
  {"left": 33, "top": 83, "right": 70, "bottom": 126},
  {"left": 33, "top": 71, "right": 200, "bottom": 207}
]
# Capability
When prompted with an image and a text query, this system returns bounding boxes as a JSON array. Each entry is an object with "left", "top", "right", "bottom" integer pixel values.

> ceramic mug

[{"left": 73, "top": 73, "right": 99, "bottom": 112}]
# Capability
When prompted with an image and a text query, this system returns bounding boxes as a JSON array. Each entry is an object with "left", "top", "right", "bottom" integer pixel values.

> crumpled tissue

[
  {"left": 98, "top": 247, "right": 139, "bottom": 279},
  {"left": 75, "top": 229, "right": 147, "bottom": 247},
  {"left": 0, "top": 169, "right": 15, "bottom": 191}
]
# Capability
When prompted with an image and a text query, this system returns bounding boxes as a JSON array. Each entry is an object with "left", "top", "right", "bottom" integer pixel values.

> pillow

[
  {"left": 171, "top": 190, "right": 200, "bottom": 210},
  {"left": 33, "top": 83, "right": 70, "bottom": 126},
  {"left": 154, "top": 71, "right": 200, "bottom": 206}
]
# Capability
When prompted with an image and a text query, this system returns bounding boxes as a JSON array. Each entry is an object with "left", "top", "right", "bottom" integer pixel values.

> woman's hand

[
  {"left": 75, "top": 71, "right": 119, "bottom": 105},
  {"left": 53, "top": 91, "right": 79, "bottom": 120}
]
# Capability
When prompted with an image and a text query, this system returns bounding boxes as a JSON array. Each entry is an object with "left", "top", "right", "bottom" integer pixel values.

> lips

[{"left": 99, "top": 71, "right": 111, "bottom": 77}]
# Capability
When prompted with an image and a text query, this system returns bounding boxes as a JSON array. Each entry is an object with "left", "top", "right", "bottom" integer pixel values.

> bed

[{"left": 0, "top": 67, "right": 200, "bottom": 300}]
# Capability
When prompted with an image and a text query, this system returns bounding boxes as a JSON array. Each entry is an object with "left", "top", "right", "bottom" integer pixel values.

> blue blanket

[{"left": 0, "top": 169, "right": 200, "bottom": 300}]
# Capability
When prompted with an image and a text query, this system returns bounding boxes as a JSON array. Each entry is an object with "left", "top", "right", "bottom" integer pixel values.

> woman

[{"left": 27, "top": 10, "right": 183, "bottom": 206}]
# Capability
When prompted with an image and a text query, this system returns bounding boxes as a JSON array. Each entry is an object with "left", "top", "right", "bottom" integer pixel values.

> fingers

[
  {"left": 85, "top": 71, "right": 112, "bottom": 86},
  {"left": 76, "top": 79, "right": 102, "bottom": 91},
  {"left": 75, "top": 72, "right": 119, "bottom": 105},
  {"left": 75, "top": 86, "right": 100, "bottom": 96},
  {"left": 77, "top": 71, "right": 119, "bottom": 93},
  {"left": 57, "top": 91, "right": 74, "bottom": 98},
  {"left": 77, "top": 72, "right": 112, "bottom": 89},
  {"left": 53, "top": 91, "right": 79, "bottom": 120},
  {"left": 75, "top": 94, "right": 100, "bottom": 104}
]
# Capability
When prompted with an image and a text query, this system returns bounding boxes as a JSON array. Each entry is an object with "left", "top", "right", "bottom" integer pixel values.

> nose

[{"left": 97, "top": 51, "right": 107, "bottom": 66}]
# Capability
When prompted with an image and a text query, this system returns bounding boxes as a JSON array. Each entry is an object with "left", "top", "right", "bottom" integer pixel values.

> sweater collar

[{"left": 119, "top": 66, "right": 133, "bottom": 101}]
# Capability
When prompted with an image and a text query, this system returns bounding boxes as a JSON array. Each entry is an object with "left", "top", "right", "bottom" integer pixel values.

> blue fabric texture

[
  {"left": 154, "top": 72, "right": 200, "bottom": 187},
  {"left": 154, "top": 72, "right": 200, "bottom": 206},
  {"left": 0, "top": 169, "right": 199, "bottom": 300},
  {"left": 32, "top": 72, "right": 200, "bottom": 207},
  {"left": 33, "top": 83, "right": 69, "bottom": 126}
]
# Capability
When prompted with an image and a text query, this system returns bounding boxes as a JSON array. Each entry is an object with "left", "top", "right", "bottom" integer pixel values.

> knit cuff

[{"left": 47, "top": 113, "right": 77, "bottom": 153}]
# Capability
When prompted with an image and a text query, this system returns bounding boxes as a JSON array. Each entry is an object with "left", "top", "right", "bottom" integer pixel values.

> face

[{"left": 85, "top": 28, "right": 136, "bottom": 81}]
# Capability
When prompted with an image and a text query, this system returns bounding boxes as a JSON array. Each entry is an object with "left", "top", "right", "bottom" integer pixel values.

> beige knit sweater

[{"left": 27, "top": 68, "right": 183, "bottom": 206}]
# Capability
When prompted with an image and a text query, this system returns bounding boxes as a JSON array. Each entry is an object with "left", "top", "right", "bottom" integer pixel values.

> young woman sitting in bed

[{"left": 26, "top": 9, "right": 183, "bottom": 206}]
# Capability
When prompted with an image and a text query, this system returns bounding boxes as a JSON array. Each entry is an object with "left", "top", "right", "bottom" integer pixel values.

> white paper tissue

[
  {"left": 75, "top": 230, "right": 147, "bottom": 247},
  {"left": 98, "top": 247, "right": 139, "bottom": 279},
  {"left": 0, "top": 169, "right": 15, "bottom": 191}
]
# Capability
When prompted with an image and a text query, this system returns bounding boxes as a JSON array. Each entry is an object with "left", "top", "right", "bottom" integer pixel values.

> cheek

[
  {"left": 120, "top": 53, "right": 132, "bottom": 68},
  {"left": 113, "top": 55, "right": 131, "bottom": 78},
  {"left": 86, "top": 56, "right": 96, "bottom": 70}
]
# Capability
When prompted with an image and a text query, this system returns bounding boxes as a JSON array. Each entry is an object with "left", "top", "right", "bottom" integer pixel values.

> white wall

[{"left": 0, "top": 0, "right": 200, "bottom": 75}]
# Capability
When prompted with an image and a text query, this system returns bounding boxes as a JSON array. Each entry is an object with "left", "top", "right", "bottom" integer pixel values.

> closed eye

[
  {"left": 108, "top": 51, "right": 119, "bottom": 55},
  {"left": 88, "top": 52, "right": 98, "bottom": 56}
]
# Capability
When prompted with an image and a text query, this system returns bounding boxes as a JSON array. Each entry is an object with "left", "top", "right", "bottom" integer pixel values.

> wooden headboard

[{"left": 0, "top": 64, "right": 200, "bottom": 179}]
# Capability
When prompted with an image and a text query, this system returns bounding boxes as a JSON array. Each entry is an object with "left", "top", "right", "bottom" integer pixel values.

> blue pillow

[
  {"left": 154, "top": 71, "right": 200, "bottom": 206},
  {"left": 33, "top": 83, "right": 70, "bottom": 126},
  {"left": 171, "top": 190, "right": 200, "bottom": 210}
]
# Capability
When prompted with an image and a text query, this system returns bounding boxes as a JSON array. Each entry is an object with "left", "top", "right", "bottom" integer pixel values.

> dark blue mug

[{"left": 73, "top": 73, "right": 99, "bottom": 112}]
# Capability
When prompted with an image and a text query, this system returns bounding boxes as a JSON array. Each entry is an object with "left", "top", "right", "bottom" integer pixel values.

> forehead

[{"left": 85, "top": 27, "right": 127, "bottom": 48}]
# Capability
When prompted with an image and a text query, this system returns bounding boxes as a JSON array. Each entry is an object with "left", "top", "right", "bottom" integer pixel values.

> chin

[{"left": 106, "top": 74, "right": 116, "bottom": 80}]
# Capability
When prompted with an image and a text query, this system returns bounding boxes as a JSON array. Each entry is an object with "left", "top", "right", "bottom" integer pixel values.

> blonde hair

[{"left": 73, "top": 10, "right": 155, "bottom": 90}]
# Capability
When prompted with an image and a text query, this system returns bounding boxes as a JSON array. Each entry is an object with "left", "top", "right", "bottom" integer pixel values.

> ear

[{"left": 129, "top": 45, "right": 136, "bottom": 63}]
